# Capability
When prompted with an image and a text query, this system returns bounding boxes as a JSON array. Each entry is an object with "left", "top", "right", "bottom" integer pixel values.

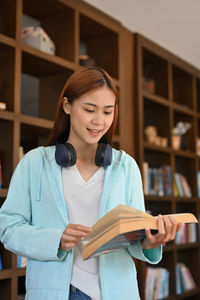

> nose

[{"left": 92, "top": 111, "right": 104, "bottom": 124}]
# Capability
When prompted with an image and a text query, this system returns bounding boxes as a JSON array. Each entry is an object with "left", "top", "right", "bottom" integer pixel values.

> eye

[
  {"left": 85, "top": 109, "right": 95, "bottom": 113},
  {"left": 104, "top": 111, "right": 113, "bottom": 115}
]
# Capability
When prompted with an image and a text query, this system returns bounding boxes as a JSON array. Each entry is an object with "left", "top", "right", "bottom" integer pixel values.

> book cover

[
  {"left": 176, "top": 264, "right": 182, "bottom": 294},
  {"left": 178, "top": 263, "right": 196, "bottom": 291},
  {"left": 17, "top": 256, "right": 27, "bottom": 268}
]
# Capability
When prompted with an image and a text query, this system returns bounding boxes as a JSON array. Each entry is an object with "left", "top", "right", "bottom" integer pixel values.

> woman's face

[{"left": 63, "top": 86, "right": 115, "bottom": 147}]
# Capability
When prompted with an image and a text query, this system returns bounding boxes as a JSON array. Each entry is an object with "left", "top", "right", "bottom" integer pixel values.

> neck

[{"left": 67, "top": 139, "right": 98, "bottom": 162}]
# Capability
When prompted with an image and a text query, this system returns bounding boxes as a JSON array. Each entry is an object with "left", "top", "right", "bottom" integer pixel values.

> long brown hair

[{"left": 47, "top": 66, "right": 118, "bottom": 146}]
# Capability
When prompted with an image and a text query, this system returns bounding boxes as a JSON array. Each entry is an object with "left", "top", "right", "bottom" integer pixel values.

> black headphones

[{"left": 55, "top": 142, "right": 112, "bottom": 168}]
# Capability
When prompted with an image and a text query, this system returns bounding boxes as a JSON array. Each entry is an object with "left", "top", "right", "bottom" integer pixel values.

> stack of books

[
  {"left": 145, "top": 267, "right": 169, "bottom": 300},
  {"left": 175, "top": 223, "right": 196, "bottom": 244},
  {"left": 176, "top": 263, "right": 196, "bottom": 294},
  {"left": 174, "top": 173, "right": 192, "bottom": 197},
  {"left": 143, "top": 163, "right": 172, "bottom": 196}
]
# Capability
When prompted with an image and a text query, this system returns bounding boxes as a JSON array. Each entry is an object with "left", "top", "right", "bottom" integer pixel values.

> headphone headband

[{"left": 55, "top": 142, "right": 112, "bottom": 168}]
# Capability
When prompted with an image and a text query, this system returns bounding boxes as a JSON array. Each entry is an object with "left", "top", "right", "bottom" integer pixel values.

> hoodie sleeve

[
  {"left": 0, "top": 149, "right": 67, "bottom": 261},
  {"left": 125, "top": 156, "right": 162, "bottom": 264}
]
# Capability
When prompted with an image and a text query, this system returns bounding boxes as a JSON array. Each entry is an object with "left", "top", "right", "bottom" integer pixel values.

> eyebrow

[{"left": 83, "top": 102, "right": 115, "bottom": 108}]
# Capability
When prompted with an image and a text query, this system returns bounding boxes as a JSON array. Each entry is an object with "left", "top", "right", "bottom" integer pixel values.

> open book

[{"left": 81, "top": 205, "right": 198, "bottom": 260}]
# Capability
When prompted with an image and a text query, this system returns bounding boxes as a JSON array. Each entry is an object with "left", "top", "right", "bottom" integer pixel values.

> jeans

[{"left": 69, "top": 285, "right": 92, "bottom": 300}]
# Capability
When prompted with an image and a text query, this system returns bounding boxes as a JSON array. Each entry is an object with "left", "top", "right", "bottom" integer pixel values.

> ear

[{"left": 63, "top": 97, "right": 71, "bottom": 115}]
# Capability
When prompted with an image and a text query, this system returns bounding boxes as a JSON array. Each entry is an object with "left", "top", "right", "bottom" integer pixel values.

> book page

[{"left": 92, "top": 204, "right": 153, "bottom": 233}]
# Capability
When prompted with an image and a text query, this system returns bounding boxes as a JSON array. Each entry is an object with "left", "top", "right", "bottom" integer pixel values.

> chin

[{"left": 84, "top": 136, "right": 103, "bottom": 145}]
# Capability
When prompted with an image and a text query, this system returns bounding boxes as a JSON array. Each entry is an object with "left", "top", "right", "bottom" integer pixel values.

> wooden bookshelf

[
  {"left": 134, "top": 33, "right": 200, "bottom": 300},
  {"left": 0, "top": 0, "right": 134, "bottom": 299}
]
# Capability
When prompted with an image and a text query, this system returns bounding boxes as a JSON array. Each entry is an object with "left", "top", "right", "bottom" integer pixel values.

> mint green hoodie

[{"left": 0, "top": 146, "right": 162, "bottom": 300}]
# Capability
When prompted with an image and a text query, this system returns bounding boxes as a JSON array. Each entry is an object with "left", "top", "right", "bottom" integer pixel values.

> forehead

[{"left": 76, "top": 87, "right": 116, "bottom": 106}]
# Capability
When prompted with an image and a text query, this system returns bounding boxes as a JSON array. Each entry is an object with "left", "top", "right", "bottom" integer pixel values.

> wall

[{"left": 84, "top": 0, "right": 200, "bottom": 69}]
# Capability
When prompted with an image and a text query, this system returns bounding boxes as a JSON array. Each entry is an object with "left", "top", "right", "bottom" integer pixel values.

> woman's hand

[
  {"left": 142, "top": 215, "right": 184, "bottom": 249},
  {"left": 60, "top": 224, "right": 93, "bottom": 251}
]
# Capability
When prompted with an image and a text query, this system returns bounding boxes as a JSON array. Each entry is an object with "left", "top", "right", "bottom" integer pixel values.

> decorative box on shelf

[
  {"left": 21, "top": 27, "right": 55, "bottom": 55},
  {"left": 0, "top": 101, "right": 6, "bottom": 110}
]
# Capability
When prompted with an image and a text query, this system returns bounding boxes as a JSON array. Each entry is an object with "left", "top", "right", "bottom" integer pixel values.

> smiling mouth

[{"left": 87, "top": 128, "right": 102, "bottom": 135}]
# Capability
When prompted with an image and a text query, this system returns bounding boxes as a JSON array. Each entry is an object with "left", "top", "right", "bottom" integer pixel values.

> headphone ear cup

[
  {"left": 55, "top": 143, "right": 76, "bottom": 167},
  {"left": 95, "top": 143, "right": 112, "bottom": 168}
]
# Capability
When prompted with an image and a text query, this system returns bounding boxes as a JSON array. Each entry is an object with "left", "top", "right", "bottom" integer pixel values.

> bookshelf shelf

[
  {"left": 135, "top": 33, "right": 200, "bottom": 300},
  {"left": 173, "top": 102, "right": 194, "bottom": 115},
  {"left": 145, "top": 195, "right": 173, "bottom": 202},
  {"left": 15, "top": 267, "right": 26, "bottom": 277},
  {"left": 0, "top": 0, "right": 134, "bottom": 299},
  {"left": 0, "top": 110, "right": 15, "bottom": 121},
  {"left": 175, "top": 197, "right": 197, "bottom": 203},
  {"left": 176, "top": 287, "right": 200, "bottom": 300},
  {"left": 142, "top": 91, "right": 170, "bottom": 106},
  {"left": 21, "top": 44, "right": 76, "bottom": 75},
  {"left": 0, "top": 269, "right": 12, "bottom": 280},
  {"left": 0, "top": 34, "right": 16, "bottom": 49},
  {"left": 19, "top": 114, "right": 53, "bottom": 128},
  {"left": 173, "top": 150, "right": 196, "bottom": 159},
  {"left": 176, "top": 242, "right": 199, "bottom": 251},
  {"left": 143, "top": 141, "right": 171, "bottom": 153},
  {"left": 22, "top": 0, "right": 76, "bottom": 62}
]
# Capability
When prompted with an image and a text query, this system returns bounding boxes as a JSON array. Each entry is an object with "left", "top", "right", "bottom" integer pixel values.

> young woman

[{"left": 0, "top": 67, "right": 183, "bottom": 300}]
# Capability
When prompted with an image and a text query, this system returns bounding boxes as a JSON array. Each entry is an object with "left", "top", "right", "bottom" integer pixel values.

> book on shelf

[
  {"left": 17, "top": 256, "right": 27, "bottom": 268},
  {"left": 174, "top": 173, "right": 192, "bottom": 197},
  {"left": 176, "top": 263, "right": 196, "bottom": 294},
  {"left": 142, "top": 162, "right": 172, "bottom": 196},
  {"left": 81, "top": 204, "right": 198, "bottom": 260},
  {"left": 145, "top": 267, "right": 169, "bottom": 300},
  {"left": 175, "top": 223, "right": 196, "bottom": 244}
]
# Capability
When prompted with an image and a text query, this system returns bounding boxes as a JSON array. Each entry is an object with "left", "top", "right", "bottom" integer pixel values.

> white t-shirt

[{"left": 62, "top": 165, "right": 105, "bottom": 300}]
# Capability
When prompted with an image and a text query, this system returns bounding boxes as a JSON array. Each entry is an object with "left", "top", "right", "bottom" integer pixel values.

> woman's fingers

[
  {"left": 62, "top": 233, "right": 82, "bottom": 242},
  {"left": 142, "top": 215, "right": 184, "bottom": 249},
  {"left": 65, "top": 224, "right": 92, "bottom": 236},
  {"left": 69, "top": 224, "right": 93, "bottom": 232},
  {"left": 60, "top": 223, "right": 93, "bottom": 251},
  {"left": 168, "top": 216, "right": 178, "bottom": 240}
]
